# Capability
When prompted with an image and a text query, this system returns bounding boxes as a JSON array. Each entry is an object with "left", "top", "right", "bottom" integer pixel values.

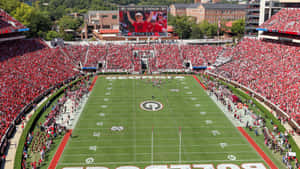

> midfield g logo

[{"left": 140, "top": 101, "right": 163, "bottom": 111}]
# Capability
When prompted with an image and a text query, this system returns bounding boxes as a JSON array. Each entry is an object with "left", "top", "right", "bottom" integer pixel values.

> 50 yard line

[
  {"left": 151, "top": 127, "right": 154, "bottom": 164},
  {"left": 133, "top": 79, "right": 137, "bottom": 161},
  {"left": 179, "top": 126, "right": 182, "bottom": 163}
]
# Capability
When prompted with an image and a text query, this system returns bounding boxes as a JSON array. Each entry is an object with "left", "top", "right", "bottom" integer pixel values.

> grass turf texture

[{"left": 57, "top": 76, "right": 267, "bottom": 169}]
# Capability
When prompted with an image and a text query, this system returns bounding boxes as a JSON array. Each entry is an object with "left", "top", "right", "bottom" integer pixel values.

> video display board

[{"left": 119, "top": 6, "right": 168, "bottom": 36}]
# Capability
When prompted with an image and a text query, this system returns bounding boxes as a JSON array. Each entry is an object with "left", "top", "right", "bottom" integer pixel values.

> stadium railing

[
  {"left": 13, "top": 74, "right": 86, "bottom": 169},
  {"left": 0, "top": 74, "right": 80, "bottom": 167},
  {"left": 205, "top": 71, "right": 300, "bottom": 160},
  {"left": 206, "top": 71, "right": 300, "bottom": 133}
]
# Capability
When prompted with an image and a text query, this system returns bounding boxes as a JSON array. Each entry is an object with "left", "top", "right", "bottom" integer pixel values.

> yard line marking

[
  {"left": 93, "top": 132, "right": 100, "bottom": 137},
  {"left": 96, "top": 122, "right": 103, "bottom": 126},
  {"left": 195, "top": 104, "right": 201, "bottom": 107},
  {"left": 98, "top": 113, "right": 105, "bottom": 117},
  {"left": 151, "top": 127, "right": 154, "bottom": 164},
  {"left": 219, "top": 143, "right": 228, "bottom": 149},
  {"left": 67, "top": 143, "right": 249, "bottom": 149},
  {"left": 76, "top": 126, "right": 236, "bottom": 130},
  {"left": 211, "top": 130, "right": 221, "bottom": 136},
  {"left": 58, "top": 159, "right": 263, "bottom": 165},
  {"left": 132, "top": 79, "right": 137, "bottom": 162},
  {"left": 100, "top": 105, "right": 107, "bottom": 108},
  {"left": 205, "top": 120, "right": 213, "bottom": 125},
  {"left": 69, "top": 137, "right": 247, "bottom": 142},
  {"left": 62, "top": 150, "right": 256, "bottom": 156},
  {"left": 179, "top": 126, "right": 182, "bottom": 163},
  {"left": 79, "top": 114, "right": 226, "bottom": 118},
  {"left": 200, "top": 112, "right": 206, "bottom": 115},
  {"left": 89, "top": 146, "right": 97, "bottom": 151}
]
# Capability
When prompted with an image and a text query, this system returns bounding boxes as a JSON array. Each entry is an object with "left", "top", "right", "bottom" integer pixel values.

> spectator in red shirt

[
  {"left": 127, "top": 11, "right": 153, "bottom": 33},
  {"left": 156, "top": 12, "right": 167, "bottom": 31}
]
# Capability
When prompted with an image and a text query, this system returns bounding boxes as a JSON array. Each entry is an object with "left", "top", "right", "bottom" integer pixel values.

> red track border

[
  {"left": 48, "top": 76, "right": 98, "bottom": 168},
  {"left": 48, "top": 129, "right": 72, "bottom": 169},
  {"left": 89, "top": 76, "right": 98, "bottom": 92},
  {"left": 237, "top": 127, "right": 278, "bottom": 169},
  {"left": 193, "top": 75, "right": 207, "bottom": 90}
]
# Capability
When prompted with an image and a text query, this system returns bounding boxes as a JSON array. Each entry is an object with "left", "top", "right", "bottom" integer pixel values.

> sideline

[
  {"left": 48, "top": 76, "right": 98, "bottom": 169},
  {"left": 193, "top": 75, "right": 278, "bottom": 169},
  {"left": 4, "top": 97, "right": 48, "bottom": 169},
  {"left": 192, "top": 75, "right": 206, "bottom": 90},
  {"left": 237, "top": 127, "right": 278, "bottom": 169},
  {"left": 48, "top": 130, "right": 72, "bottom": 169},
  {"left": 89, "top": 76, "right": 98, "bottom": 92}
]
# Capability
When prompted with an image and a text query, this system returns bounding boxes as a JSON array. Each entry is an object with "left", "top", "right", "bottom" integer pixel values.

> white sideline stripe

[
  {"left": 67, "top": 144, "right": 248, "bottom": 149},
  {"left": 59, "top": 159, "right": 263, "bottom": 165},
  {"left": 62, "top": 150, "right": 256, "bottom": 156}
]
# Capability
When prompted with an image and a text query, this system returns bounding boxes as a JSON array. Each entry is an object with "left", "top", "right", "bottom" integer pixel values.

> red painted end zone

[
  {"left": 193, "top": 75, "right": 207, "bottom": 90},
  {"left": 237, "top": 127, "right": 278, "bottom": 169},
  {"left": 48, "top": 129, "right": 72, "bottom": 169},
  {"left": 89, "top": 76, "right": 98, "bottom": 92}
]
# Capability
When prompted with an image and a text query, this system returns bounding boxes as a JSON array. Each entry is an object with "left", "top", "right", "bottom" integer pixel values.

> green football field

[{"left": 57, "top": 75, "right": 267, "bottom": 169}]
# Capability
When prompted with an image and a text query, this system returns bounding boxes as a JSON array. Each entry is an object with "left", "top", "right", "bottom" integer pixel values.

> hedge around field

[
  {"left": 216, "top": 79, "right": 300, "bottom": 159},
  {"left": 14, "top": 77, "right": 83, "bottom": 169}
]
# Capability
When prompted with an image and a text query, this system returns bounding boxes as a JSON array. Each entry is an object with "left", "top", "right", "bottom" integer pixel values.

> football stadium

[{"left": 0, "top": 1, "right": 299, "bottom": 169}]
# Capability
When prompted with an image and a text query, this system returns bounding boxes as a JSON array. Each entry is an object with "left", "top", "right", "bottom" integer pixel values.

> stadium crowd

[
  {"left": 21, "top": 80, "right": 89, "bottom": 169},
  {"left": 0, "top": 39, "right": 77, "bottom": 142},
  {"left": 203, "top": 75, "right": 300, "bottom": 169},
  {"left": 213, "top": 38, "right": 300, "bottom": 124},
  {"left": 0, "top": 41, "right": 229, "bottom": 143},
  {"left": 259, "top": 8, "right": 300, "bottom": 34},
  {"left": 181, "top": 45, "right": 225, "bottom": 66},
  {"left": 1, "top": 37, "right": 299, "bottom": 145},
  {"left": 0, "top": 9, "right": 26, "bottom": 34}
]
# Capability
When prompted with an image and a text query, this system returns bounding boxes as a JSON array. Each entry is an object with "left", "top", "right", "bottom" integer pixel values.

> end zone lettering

[{"left": 63, "top": 163, "right": 267, "bottom": 169}]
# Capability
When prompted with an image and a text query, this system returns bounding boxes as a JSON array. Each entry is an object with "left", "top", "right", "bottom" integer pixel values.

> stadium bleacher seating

[
  {"left": 181, "top": 45, "right": 225, "bottom": 66},
  {"left": 213, "top": 38, "right": 300, "bottom": 124},
  {"left": 0, "top": 9, "right": 26, "bottom": 35},
  {"left": 259, "top": 8, "right": 300, "bottom": 35},
  {"left": 0, "top": 39, "right": 77, "bottom": 141},
  {"left": 0, "top": 37, "right": 299, "bottom": 143}
]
